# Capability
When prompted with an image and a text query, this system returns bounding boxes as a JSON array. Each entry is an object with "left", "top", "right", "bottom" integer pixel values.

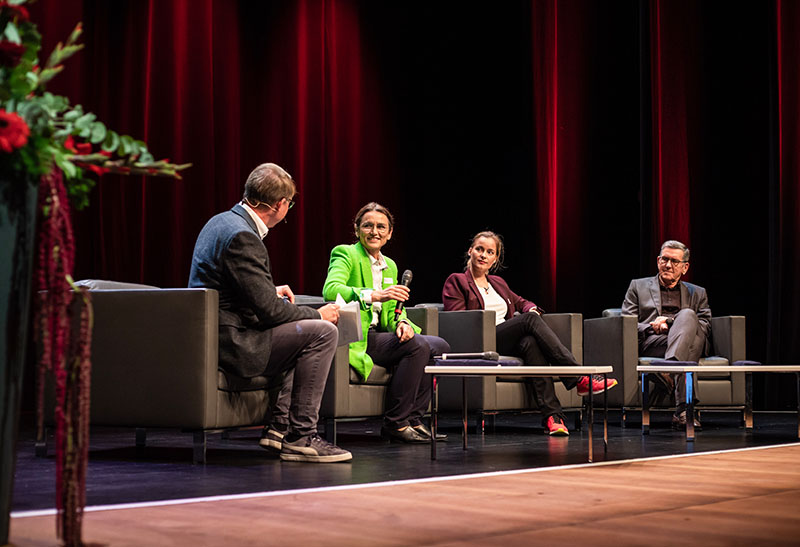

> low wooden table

[
  {"left": 424, "top": 364, "right": 613, "bottom": 462},
  {"left": 637, "top": 364, "right": 800, "bottom": 441}
]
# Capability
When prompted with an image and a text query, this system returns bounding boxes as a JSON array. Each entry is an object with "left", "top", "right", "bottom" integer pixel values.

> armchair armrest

[
  {"left": 584, "top": 314, "right": 640, "bottom": 407},
  {"left": 406, "top": 306, "right": 438, "bottom": 336},
  {"left": 710, "top": 316, "right": 746, "bottom": 362},
  {"left": 438, "top": 310, "right": 496, "bottom": 352},
  {"left": 87, "top": 288, "right": 219, "bottom": 428}
]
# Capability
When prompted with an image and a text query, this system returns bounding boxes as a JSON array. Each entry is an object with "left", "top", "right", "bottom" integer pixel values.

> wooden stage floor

[{"left": 11, "top": 443, "right": 800, "bottom": 546}]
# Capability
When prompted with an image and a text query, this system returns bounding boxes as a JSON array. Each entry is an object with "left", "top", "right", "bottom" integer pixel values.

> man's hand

[
  {"left": 275, "top": 285, "right": 295, "bottom": 303},
  {"left": 373, "top": 284, "right": 410, "bottom": 303},
  {"left": 318, "top": 303, "right": 340, "bottom": 324},
  {"left": 395, "top": 321, "right": 414, "bottom": 343},
  {"left": 650, "top": 316, "right": 670, "bottom": 334}
]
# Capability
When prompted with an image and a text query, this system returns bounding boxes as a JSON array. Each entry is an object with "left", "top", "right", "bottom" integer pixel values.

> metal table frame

[
  {"left": 637, "top": 364, "right": 800, "bottom": 441},
  {"left": 425, "top": 365, "right": 613, "bottom": 462}
]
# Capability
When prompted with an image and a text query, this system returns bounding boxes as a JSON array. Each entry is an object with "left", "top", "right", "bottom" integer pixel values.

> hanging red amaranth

[{"left": 34, "top": 169, "right": 93, "bottom": 547}]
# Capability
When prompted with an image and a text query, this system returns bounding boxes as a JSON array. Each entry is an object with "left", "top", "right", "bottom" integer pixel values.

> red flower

[
  {"left": 0, "top": 40, "right": 25, "bottom": 67},
  {"left": 63, "top": 135, "right": 93, "bottom": 155},
  {"left": 74, "top": 161, "right": 110, "bottom": 176},
  {"left": 0, "top": 109, "right": 29, "bottom": 153},
  {"left": 0, "top": 2, "right": 30, "bottom": 22}
]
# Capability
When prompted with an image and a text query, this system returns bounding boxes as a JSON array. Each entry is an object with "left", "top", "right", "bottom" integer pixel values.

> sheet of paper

[{"left": 335, "top": 294, "right": 362, "bottom": 346}]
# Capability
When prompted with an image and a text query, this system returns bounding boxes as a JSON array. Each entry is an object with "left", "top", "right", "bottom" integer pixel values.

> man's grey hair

[
  {"left": 243, "top": 163, "right": 296, "bottom": 206},
  {"left": 660, "top": 240, "right": 690, "bottom": 262}
]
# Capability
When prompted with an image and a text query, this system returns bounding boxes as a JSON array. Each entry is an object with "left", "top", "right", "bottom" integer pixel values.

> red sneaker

[
  {"left": 546, "top": 415, "right": 569, "bottom": 436},
  {"left": 576, "top": 375, "right": 618, "bottom": 396}
]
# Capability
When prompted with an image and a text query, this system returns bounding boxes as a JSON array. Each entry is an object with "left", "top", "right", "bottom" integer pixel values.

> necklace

[{"left": 476, "top": 283, "right": 490, "bottom": 294}]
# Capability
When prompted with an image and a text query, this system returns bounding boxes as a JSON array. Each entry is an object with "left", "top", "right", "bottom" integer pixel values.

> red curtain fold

[
  {"left": 532, "top": 0, "right": 589, "bottom": 310},
  {"left": 33, "top": 0, "right": 390, "bottom": 293},
  {"left": 773, "top": 0, "right": 800, "bottom": 363},
  {"left": 648, "top": 0, "right": 700, "bottom": 252}
]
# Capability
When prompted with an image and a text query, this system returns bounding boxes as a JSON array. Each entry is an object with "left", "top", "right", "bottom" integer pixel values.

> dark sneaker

[
  {"left": 576, "top": 375, "right": 618, "bottom": 396},
  {"left": 546, "top": 415, "right": 569, "bottom": 436},
  {"left": 280, "top": 434, "right": 352, "bottom": 463},
  {"left": 258, "top": 427, "right": 285, "bottom": 453}
]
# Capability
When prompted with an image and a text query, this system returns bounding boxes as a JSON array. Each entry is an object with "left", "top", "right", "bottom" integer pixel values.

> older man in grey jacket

[{"left": 621, "top": 240, "right": 711, "bottom": 428}]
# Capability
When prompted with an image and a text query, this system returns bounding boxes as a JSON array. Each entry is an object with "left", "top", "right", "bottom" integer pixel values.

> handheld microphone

[
  {"left": 436, "top": 351, "right": 501, "bottom": 361},
  {"left": 394, "top": 269, "right": 413, "bottom": 320}
]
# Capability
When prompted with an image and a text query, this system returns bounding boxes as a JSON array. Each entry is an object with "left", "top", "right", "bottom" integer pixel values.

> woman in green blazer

[{"left": 323, "top": 202, "right": 450, "bottom": 443}]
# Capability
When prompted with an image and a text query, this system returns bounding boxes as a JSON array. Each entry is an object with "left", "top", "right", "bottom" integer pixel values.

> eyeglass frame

[
  {"left": 657, "top": 255, "right": 688, "bottom": 266},
  {"left": 358, "top": 221, "right": 391, "bottom": 233}
]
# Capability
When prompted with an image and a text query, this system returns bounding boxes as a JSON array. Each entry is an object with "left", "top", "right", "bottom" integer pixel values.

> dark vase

[{"left": 0, "top": 175, "right": 38, "bottom": 545}]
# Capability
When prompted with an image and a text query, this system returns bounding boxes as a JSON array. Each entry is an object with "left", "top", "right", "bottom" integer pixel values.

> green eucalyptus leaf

[
  {"left": 74, "top": 112, "right": 96, "bottom": 130},
  {"left": 102, "top": 130, "right": 119, "bottom": 153},
  {"left": 90, "top": 121, "right": 106, "bottom": 144},
  {"left": 78, "top": 125, "right": 91, "bottom": 139},
  {"left": 138, "top": 150, "right": 154, "bottom": 164},
  {"left": 63, "top": 109, "right": 81, "bottom": 122},
  {"left": 120, "top": 134, "right": 134, "bottom": 156},
  {"left": 4, "top": 22, "right": 21, "bottom": 44}
]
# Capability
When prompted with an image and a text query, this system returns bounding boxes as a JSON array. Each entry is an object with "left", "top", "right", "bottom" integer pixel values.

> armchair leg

[
  {"left": 193, "top": 431, "right": 207, "bottom": 464},
  {"left": 35, "top": 428, "right": 48, "bottom": 458},
  {"left": 135, "top": 428, "right": 146, "bottom": 448},
  {"left": 324, "top": 419, "right": 337, "bottom": 444}
]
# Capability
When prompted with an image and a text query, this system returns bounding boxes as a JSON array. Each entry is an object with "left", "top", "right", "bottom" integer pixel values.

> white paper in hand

[{"left": 334, "top": 294, "right": 363, "bottom": 345}]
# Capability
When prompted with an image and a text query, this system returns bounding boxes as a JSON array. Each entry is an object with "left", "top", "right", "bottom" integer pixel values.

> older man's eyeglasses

[
  {"left": 360, "top": 222, "right": 389, "bottom": 233},
  {"left": 657, "top": 255, "right": 687, "bottom": 266}
]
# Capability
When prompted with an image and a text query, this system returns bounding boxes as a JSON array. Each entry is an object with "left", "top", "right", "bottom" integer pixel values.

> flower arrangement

[{"left": 0, "top": 1, "right": 190, "bottom": 545}]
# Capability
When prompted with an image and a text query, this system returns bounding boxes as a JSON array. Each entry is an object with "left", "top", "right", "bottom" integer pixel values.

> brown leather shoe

[{"left": 671, "top": 410, "right": 702, "bottom": 430}]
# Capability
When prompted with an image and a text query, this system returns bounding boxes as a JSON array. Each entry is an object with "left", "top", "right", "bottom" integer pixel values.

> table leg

[
  {"left": 641, "top": 372, "right": 650, "bottom": 435},
  {"left": 587, "top": 375, "right": 594, "bottom": 463},
  {"left": 744, "top": 372, "right": 753, "bottom": 432},
  {"left": 796, "top": 372, "right": 800, "bottom": 439},
  {"left": 431, "top": 374, "right": 437, "bottom": 461},
  {"left": 462, "top": 377, "right": 468, "bottom": 451},
  {"left": 685, "top": 371, "right": 695, "bottom": 442},
  {"left": 603, "top": 373, "right": 608, "bottom": 452}
]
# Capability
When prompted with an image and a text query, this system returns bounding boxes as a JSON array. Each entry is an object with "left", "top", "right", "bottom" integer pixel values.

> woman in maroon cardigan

[{"left": 442, "top": 231, "right": 617, "bottom": 436}]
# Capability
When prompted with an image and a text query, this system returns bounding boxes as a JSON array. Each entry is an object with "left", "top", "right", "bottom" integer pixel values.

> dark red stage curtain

[
  {"left": 531, "top": 0, "right": 592, "bottom": 311},
  {"left": 647, "top": 0, "right": 701, "bottom": 254},
  {"left": 32, "top": 0, "right": 391, "bottom": 293},
  {"left": 770, "top": 0, "right": 800, "bottom": 364}
]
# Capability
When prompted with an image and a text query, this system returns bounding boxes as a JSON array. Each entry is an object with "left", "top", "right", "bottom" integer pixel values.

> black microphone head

[{"left": 400, "top": 269, "right": 413, "bottom": 287}]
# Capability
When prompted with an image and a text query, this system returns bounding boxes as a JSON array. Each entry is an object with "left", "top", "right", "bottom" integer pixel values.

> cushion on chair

[
  {"left": 75, "top": 279, "right": 160, "bottom": 290},
  {"left": 217, "top": 370, "right": 270, "bottom": 392},
  {"left": 350, "top": 363, "right": 392, "bottom": 385},
  {"left": 698, "top": 355, "right": 730, "bottom": 378}
]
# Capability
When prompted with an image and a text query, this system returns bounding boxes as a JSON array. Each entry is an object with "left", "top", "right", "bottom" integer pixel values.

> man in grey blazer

[
  {"left": 621, "top": 240, "right": 711, "bottom": 428},
  {"left": 189, "top": 163, "right": 351, "bottom": 462}
]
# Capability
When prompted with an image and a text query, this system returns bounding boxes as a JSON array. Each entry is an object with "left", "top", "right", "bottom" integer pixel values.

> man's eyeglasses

[
  {"left": 285, "top": 198, "right": 295, "bottom": 210},
  {"left": 657, "top": 255, "right": 687, "bottom": 266},
  {"left": 359, "top": 222, "right": 389, "bottom": 233}
]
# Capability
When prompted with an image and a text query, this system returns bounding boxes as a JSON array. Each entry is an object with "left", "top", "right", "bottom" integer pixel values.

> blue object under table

[
  {"left": 637, "top": 360, "right": 800, "bottom": 441},
  {"left": 425, "top": 360, "right": 614, "bottom": 462}
]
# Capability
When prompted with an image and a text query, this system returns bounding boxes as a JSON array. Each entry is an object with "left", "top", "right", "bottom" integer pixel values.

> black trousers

[
  {"left": 366, "top": 331, "right": 450, "bottom": 428},
  {"left": 496, "top": 313, "right": 580, "bottom": 421}
]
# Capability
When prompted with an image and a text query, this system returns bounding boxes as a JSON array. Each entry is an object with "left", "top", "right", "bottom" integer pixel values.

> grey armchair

[
  {"left": 319, "top": 306, "right": 439, "bottom": 443},
  {"left": 40, "top": 281, "right": 316, "bottom": 464},
  {"left": 584, "top": 309, "right": 746, "bottom": 422},
  {"left": 428, "top": 306, "right": 584, "bottom": 432}
]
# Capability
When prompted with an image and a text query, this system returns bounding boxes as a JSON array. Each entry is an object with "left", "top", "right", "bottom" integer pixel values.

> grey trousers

[
  {"left": 640, "top": 308, "right": 706, "bottom": 406},
  {"left": 266, "top": 319, "right": 338, "bottom": 437}
]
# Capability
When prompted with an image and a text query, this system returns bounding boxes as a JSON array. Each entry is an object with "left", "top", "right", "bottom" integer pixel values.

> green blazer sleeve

[{"left": 322, "top": 242, "right": 420, "bottom": 380}]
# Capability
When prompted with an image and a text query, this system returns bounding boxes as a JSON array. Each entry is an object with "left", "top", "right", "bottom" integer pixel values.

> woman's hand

[
  {"left": 372, "top": 284, "right": 410, "bottom": 303},
  {"left": 395, "top": 321, "right": 415, "bottom": 342}
]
